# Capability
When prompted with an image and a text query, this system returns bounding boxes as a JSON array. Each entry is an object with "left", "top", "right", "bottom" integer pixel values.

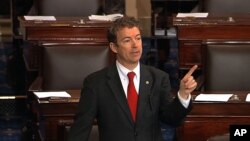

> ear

[{"left": 109, "top": 42, "right": 118, "bottom": 53}]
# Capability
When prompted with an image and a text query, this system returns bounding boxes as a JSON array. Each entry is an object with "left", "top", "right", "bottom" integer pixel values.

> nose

[{"left": 132, "top": 39, "right": 141, "bottom": 48}]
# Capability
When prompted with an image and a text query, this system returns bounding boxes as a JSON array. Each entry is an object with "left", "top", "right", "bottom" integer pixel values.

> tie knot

[{"left": 127, "top": 72, "right": 135, "bottom": 81}]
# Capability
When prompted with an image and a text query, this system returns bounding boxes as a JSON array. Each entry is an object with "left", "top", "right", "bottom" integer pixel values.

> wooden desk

[
  {"left": 18, "top": 17, "right": 111, "bottom": 70},
  {"left": 32, "top": 90, "right": 80, "bottom": 141},
  {"left": 33, "top": 90, "right": 250, "bottom": 141},
  {"left": 173, "top": 15, "right": 250, "bottom": 70},
  {"left": 19, "top": 17, "right": 111, "bottom": 43},
  {"left": 176, "top": 91, "right": 250, "bottom": 141}
]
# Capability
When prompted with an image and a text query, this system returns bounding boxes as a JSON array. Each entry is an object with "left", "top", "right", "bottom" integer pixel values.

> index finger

[{"left": 183, "top": 65, "right": 198, "bottom": 79}]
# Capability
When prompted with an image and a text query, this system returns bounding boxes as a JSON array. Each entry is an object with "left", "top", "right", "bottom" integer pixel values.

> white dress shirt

[
  {"left": 116, "top": 61, "right": 140, "bottom": 97},
  {"left": 116, "top": 60, "right": 190, "bottom": 108}
]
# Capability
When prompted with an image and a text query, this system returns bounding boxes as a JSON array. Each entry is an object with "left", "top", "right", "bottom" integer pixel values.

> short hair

[{"left": 107, "top": 16, "right": 141, "bottom": 43}]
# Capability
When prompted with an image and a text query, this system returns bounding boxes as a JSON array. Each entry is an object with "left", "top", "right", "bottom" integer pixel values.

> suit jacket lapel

[
  {"left": 106, "top": 65, "right": 134, "bottom": 125},
  {"left": 137, "top": 64, "right": 153, "bottom": 123},
  {"left": 106, "top": 64, "right": 154, "bottom": 125}
]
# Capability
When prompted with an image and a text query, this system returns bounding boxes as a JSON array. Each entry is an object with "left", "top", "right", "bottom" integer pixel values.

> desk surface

[
  {"left": 19, "top": 17, "right": 111, "bottom": 27},
  {"left": 191, "top": 91, "right": 250, "bottom": 116},
  {"left": 18, "top": 16, "right": 111, "bottom": 43},
  {"left": 37, "top": 90, "right": 81, "bottom": 104},
  {"left": 173, "top": 14, "right": 250, "bottom": 26}
]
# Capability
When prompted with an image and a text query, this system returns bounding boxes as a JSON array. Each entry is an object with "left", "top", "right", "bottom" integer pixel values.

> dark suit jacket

[{"left": 68, "top": 64, "right": 192, "bottom": 141}]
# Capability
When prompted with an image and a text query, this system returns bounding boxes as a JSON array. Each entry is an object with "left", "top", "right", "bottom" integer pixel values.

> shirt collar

[{"left": 116, "top": 60, "right": 140, "bottom": 79}]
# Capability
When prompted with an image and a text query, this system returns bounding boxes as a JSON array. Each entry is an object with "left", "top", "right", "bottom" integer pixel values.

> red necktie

[{"left": 127, "top": 72, "right": 138, "bottom": 122}]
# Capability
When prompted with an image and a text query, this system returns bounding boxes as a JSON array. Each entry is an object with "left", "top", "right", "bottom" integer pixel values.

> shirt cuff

[{"left": 177, "top": 92, "right": 191, "bottom": 108}]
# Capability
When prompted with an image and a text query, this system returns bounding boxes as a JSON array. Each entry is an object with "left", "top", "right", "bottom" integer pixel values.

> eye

[
  {"left": 136, "top": 36, "right": 141, "bottom": 41},
  {"left": 123, "top": 38, "right": 131, "bottom": 43},
  {"left": 135, "top": 35, "right": 142, "bottom": 41}
]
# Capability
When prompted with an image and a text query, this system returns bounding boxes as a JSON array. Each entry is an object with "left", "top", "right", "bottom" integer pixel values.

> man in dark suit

[{"left": 68, "top": 16, "right": 197, "bottom": 141}]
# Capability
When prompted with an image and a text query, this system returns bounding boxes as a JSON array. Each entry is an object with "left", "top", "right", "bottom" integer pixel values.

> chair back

[
  {"left": 35, "top": 0, "right": 100, "bottom": 16},
  {"left": 41, "top": 43, "right": 113, "bottom": 90},
  {"left": 203, "top": 40, "right": 250, "bottom": 91},
  {"left": 202, "top": 0, "right": 250, "bottom": 16}
]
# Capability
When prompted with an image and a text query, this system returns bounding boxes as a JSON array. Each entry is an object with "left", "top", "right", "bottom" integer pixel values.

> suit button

[{"left": 134, "top": 131, "right": 138, "bottom": 136}]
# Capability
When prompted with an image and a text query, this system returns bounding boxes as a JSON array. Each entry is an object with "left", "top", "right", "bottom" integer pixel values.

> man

[{"left": 68, "top": 16, "right": 197, "bottom": 141}]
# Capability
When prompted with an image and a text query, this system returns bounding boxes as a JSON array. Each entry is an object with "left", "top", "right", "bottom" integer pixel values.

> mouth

[{"left": 131, "top": 51, "right": 140, "bottom": 55}]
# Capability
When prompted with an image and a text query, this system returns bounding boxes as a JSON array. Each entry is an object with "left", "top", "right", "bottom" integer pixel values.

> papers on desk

[
  {"left": 195, "top": 94, "right": 233, "bottom": 102},
  {"left": 246, "top": 94, "right": 250, "bottom": 102},
  {"left": 176, "top": 13, "right": 209, "bottom": 18},
  {"left": 24, "top": 16, "right": 56, "bottom": 21},
  {"left": 33, "top": 91, "right": 71, "bottom": 99},
  {"left": 88, "top": 14, "right": 123, "bottom": 21}
]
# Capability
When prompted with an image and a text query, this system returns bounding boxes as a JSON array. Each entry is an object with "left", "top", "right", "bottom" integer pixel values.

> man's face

[{"left": 111, "top": 27, "right": 142, "bottom": 68}]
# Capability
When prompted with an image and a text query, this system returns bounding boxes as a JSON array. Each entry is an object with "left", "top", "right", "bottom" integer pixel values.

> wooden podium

[
  {"left": 19, "top": 16, "right": 111, "bottom": 43},
  {"left": 31, "top": 90, "right": 80, "bottom": 141},
  {"left": 176, "top": 91, "right": 250, "bottom": 141}
]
